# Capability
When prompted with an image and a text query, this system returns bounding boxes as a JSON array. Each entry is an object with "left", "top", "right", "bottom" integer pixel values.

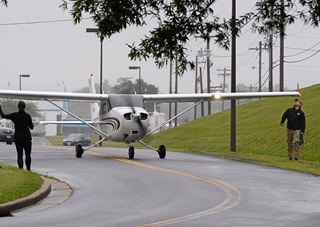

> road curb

[{"left": 0, "top": 176, "right": 51, "bottom": 212}]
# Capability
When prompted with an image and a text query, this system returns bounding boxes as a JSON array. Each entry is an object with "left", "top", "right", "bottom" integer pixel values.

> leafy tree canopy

[
  {"left": 0, "top": 99, "right": 42, "bottom": 117},
  {"left": 245, "top": 0, "right": 320, "bottom": 37},
  {"left": 60, "top": 0, "right": 236, "bottom": 75},
  {"left": 112, "top": 77, "right": 159, "bottom": 112},
  {"left": 112, "top": 77, "right": 159, "bottom": 94},
  {"left": 3, "top": 0, "right": 320, "bottom": 74},
  {"left": 1, "top": 0, "right": 7, "bottom": 6}
]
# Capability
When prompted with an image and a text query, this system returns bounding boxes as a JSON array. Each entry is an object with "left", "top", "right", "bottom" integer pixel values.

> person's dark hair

[{"left": 18, "top": 101, "right": 26, "bottom": 109}]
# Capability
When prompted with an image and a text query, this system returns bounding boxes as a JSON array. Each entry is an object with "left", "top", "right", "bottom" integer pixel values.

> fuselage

[{"left": 101, "top": 106, "right": 149, "bottom": 143}]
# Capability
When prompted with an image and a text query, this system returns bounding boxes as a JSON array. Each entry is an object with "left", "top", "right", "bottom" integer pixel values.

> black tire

[
  {"left": 158, "top": 144, "right": 166, "bottom": 159},
  {"left": 75, "top": 144, "right": 84, "bottom": 158},
  {"left": 128, "top": 146, "right": 135, "bottom": 159}
]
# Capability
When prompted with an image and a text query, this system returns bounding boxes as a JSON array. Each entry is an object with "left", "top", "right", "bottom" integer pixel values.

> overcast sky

[{"left": 1, "top": 0, "right": 320, "bottom": 95}]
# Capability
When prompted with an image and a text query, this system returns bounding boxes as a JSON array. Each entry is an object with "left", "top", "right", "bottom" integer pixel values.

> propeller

[
  {"left": 119, "top": 94, "right": 146, "bottom": 133},
  {"left": 131, "top": 107, "right": 144, "bottom": 130}
]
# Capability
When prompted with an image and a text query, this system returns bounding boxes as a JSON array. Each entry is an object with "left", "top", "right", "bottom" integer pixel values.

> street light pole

[
  {"left": 86, "top": 28, "right": 103, "bottom": 95},
  {"left": 129, "top": 66, "right": 141, "bottom": 94},
  {"left": 86, "top": 28, "right": 104, "bottom": 146},
  {"left": 19, "top": 74, "right": 30, "bottom": 91}
]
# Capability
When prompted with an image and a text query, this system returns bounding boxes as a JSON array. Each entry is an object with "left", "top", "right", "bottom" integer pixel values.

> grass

[
  {"left": 143, "top": 84, "right": 320, "bottom": 176},
  {"left": 0, "top": 164, "right": 43, "bottom": 204},
  {"left": 2, "top": 84, "right": 320, "bottom": 205},
  {"left": 48, "top": 84, "right": 320, "bottom": 176}
]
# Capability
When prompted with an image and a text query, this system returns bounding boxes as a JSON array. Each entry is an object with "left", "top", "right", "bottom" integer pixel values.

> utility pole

[
  {"left": 249, "top": 41, "right": 267, "bottom": 92},
  {"left": 230, "top": 0, "right": 236, "bottom": 152},
  {"left": 196, "top": 33, "right": 213, "bottom": 116},
  {"left": 194, "top": 56, "right": 198, "bottom": 120},
  {"left": 268, "top": 33, "right": 273, "bottom": 92},
  {"left": 199, "top": 67, "right": 204, "bottom": 117},
  {"left": 217, "top": 68, "right": 231, "bottom": 111},
  {"left": 169, "top": 58, "right": 173, "bottom": 128},
  {"left": 279, "top": 0, "right": 285, "bottom": 91},
  {"left": 206, "top": 35, "right": 211, "bottom": 115},
  {"left": 194, "top": 56, "right": 207, "bottom": 119},
  {"left": 268, "top": 4, "right": 274, "bottom": 92},
  {"left": 174, "top": 48, "right": 178, "bottom": 127}
]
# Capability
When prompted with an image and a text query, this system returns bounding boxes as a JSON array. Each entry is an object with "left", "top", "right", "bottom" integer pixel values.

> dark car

[
  {"left": 0, "top": 124, "right": 14, "bottom": 145},
  {"left": 63, "top": 133, "right": 91, "bottom": 146}
]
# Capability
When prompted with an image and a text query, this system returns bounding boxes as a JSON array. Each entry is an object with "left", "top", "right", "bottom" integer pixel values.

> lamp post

[
  {"left": 86, "top": 28, "right": 103, "bottom": 95},
  {"left": 86, "top": 28, "right": 103, "bottom": 146},
  {"left": 129, "top": 66, "right": 141, "bottom": 94},
  {"left": 19, "top": 74, "right": 30, "bottom": 91}
]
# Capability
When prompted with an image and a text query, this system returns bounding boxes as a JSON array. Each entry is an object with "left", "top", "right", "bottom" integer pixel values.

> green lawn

[
  {"left": 143, "top": 84, "right": 320, "bottom": 175},
  {"left": 0, "top": 164, "right": 43, "bottom": 204}
]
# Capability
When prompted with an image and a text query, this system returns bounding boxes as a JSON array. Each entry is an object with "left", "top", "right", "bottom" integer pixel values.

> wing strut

[
  {"left": 82, "top": 138, "right": 106, "bottom": 152},
  {"left": 44, "top": 98, "right": 110, "bottom": 139},
  {"left": 138, "top": 140, "right": 158, "bottom": 152},
  {"left": 145, "top": 99, "right": 203, "bottom": 137}
]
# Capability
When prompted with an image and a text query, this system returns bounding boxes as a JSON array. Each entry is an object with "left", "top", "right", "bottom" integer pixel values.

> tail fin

[{"left": 89, "top": 74, "right": 100, "bottom": 121}]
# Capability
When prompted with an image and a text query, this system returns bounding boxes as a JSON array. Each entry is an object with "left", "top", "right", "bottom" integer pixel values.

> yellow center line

[{"left": 84, "top": 150, "right": 244, "bottom": 226}]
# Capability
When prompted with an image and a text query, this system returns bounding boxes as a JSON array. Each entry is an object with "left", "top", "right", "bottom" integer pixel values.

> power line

[
  {"left": 284, "top": 50, "right": 320, "bottom": 63},
  {"left": 284, "top": 41, "right": 320, "bottom": 58},
  {"left": 0, "top": 17, "right": 91, "bottom": 26}
]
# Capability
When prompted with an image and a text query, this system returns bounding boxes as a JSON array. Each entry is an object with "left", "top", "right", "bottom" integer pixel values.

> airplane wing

[
  {"left": 0, "top": 90, "right": 108, "bottom": 102},
  {"left": 143, "top": 91, "right": 301, "bottom": 103},
  {"left": 0, "top": 90, "right": 300, "bottom": 103}
]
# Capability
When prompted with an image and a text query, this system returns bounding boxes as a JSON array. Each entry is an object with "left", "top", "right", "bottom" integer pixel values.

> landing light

[{"left": 214, "top": 92, "right": 221, "bottom": 99}]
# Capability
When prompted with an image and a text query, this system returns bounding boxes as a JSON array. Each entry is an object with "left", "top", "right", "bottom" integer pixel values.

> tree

[
  {"left": 1, "top": 0, "right": 7, "bottom": 6},
  {"left": 112, "top": 77, "right": 135, "bottom": 94},
  {"left": 112, "top": 77, "right": 159, "bottom": 95},
  {"left": 60, "top": 0, "right": 235, "bottom": 75},
  {"left": 75, "top": 79, "right": 112, "bottom": 94},
  {"left": 112, "top": 77, "right": 159, "bottom": 112},
  {"left": 246, "top": 0, "right": 320, "bottom": 37},
  {"left": 0, "top": 99, "right": 41, "bottom": 117}
]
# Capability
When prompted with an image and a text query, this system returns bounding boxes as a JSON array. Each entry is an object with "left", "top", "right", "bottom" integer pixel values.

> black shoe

[
  {"left": 294, "top": 157, "right": 298, "bottom": 160},
  {"left": 289, "top": 157, "right": 292, "bottom": 160}
]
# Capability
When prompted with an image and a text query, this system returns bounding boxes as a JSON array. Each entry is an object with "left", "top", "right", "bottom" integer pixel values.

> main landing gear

[
  {"left": 158, "top": 144, "right": 166, "bottom": 159},
  {"left": 75, "top": 144, "right": 84, "bottom": 158},
  {"left": 127, "top": 143, "right": 166, "bottom": 160}
]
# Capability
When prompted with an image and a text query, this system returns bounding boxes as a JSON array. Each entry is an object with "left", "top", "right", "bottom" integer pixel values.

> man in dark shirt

[
  {"left": 0, "top": 101, "right": 34, "bottom": 170},
  {"left": 280, "top": 99, "right": 306, "bottom": 161}
]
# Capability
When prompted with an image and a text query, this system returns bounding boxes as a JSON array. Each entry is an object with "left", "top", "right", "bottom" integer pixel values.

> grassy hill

[{"left": 143, "top": 84, "right": 320, "bottom": 175}]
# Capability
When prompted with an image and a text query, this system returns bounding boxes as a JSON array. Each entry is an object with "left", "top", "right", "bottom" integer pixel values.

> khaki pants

[{"left": 286, "top": 129, "right": 300, "bottom": 159}]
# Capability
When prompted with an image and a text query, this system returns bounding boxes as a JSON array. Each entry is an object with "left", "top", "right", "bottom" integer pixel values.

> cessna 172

[{"left": 0, "top": 75, "right": 300, "bottom": 159}]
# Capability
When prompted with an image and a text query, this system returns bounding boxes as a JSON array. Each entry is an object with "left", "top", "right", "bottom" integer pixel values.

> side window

[{"left": 102, "top": 102, "right": 107, "bottom": 115}]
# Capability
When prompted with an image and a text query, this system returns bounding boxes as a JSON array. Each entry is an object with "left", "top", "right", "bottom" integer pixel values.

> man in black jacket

[
  {"left": 0, "top": 101, "right": 34, "bottom": 170},
  {"left": 280, "top": 99, "right": 306, "bottom": 161}
]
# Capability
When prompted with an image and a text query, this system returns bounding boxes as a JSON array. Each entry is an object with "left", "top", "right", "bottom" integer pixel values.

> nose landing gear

[{"left": 128, "top": 146, "right": 135, "bottom": 159}]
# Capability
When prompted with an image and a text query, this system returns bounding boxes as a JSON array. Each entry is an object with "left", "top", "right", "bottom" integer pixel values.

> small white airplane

[{"left": 0, "top": 75, "right": 300, "bottom": 159}]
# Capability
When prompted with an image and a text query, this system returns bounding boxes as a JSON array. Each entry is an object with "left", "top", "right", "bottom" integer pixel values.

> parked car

[
  {"left": 0, "top": 123, "right": 14, "bottom": 145},
  {"left": 63, "top": 133, "right": 91, "bottom": 146}
]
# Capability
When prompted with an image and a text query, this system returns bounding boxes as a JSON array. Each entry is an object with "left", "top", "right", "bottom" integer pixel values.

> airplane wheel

[
  {"left": 128, "top": 146, "right": 135, "bottom": 159},
  {"left": 158, "top": 144, "right": 166, "bottom": 159},
  {"left": 75, "top": 144, "right": 84, "bottom": 158}
]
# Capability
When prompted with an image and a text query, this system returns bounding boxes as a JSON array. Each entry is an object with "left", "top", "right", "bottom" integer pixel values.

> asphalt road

[{"left": 1, "top": 140, "right": 320, "bottom": 226}]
